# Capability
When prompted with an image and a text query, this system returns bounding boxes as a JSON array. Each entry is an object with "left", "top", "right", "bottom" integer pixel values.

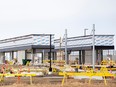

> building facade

[
  {"left": 54, "top": 35, "right": 114, "bottom": 64},
  {"left": 0, "top": 34, "right": 115, "bottom": 65},
  {"left": 0, "top": 34, "right": 54, "bottom": 64}
]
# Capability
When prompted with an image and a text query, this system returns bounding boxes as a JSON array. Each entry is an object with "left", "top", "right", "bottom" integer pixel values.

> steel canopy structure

[
  {"left": 0, "top": 34, "right": 114, "bottom": 65},
  {"left": 54, "top": 35, "right": 114, "bottom": 50},
  {"left": 54, "top": 34, "right": 114, "bottom": 64}
]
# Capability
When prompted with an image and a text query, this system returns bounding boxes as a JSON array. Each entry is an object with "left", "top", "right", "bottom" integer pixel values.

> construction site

[{"left": 0, "top": 28, "right": 116, "bottom": 87}]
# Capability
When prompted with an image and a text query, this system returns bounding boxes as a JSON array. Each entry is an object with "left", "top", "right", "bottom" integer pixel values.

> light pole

[
  {"left": 65, "top": 29, "right": 68, "bottom": 64},
  {"left": 49, "top": 34, "right": 52, "bottom": 72},
  {"left": 84, "top": 29, "right": 88, "bottom": 36},
  {"left": 92, "top": 24, "right": 95, "bottom": 70}
]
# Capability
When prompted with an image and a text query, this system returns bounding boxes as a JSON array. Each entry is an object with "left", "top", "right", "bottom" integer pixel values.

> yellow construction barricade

[{"left": 59, "top": 66, "right": 115, "bottom": 86}]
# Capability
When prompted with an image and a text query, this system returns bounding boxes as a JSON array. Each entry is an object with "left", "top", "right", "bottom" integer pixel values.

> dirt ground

[
  {"left": 0, "top": 77, "right": 116, "bottom": 87},
  {"left": 0, "top": 64, "right": 116, "bottom": 87}
]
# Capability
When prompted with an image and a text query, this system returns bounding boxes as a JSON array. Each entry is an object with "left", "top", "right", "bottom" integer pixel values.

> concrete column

[
  {"left": 97, "top": 50, "right": 103, "bottom": 64},
  {"left": 101, "top": 50, "right": 103, "bottom": 61},
  {"left": 96, "top": 50, "right": 98, "bottom": 64},
  {"left": 3, "top": 52, "right": 5, "bottom": 63},
  {"left": 53, "top": 52, "right": 57, "bottom": 60},
  {"left": 67, "top": 54, "right": 69, "bottom": 64},
  {"left": 82, "top": 50, "right": 85, "bottom": 64},
  {"left": 67, "top": 50, "right": 71, "bottom": 64},
  {"left": 11, "top": 51, "right": 14, "bottom": 60},
  {"left": 79, "top": 50, "right": 82, "bottom": 64},
  {"left": 48, "top": 52, "right": 50, "bottom": 60},
  {"left": 10, "top": 51, "right": 14, "bottom": 60},
  {"left": 53, "top": 52, "right": 55, "bottom": 61},
  {"left": 42, "top": 52, "right": 44, "bottom": 63},
  {"left": 25, "top": 50, "right": 27, "bottom": 59},
  {"left": 31, "top": 49, "right": 34, "bottom": 64}
]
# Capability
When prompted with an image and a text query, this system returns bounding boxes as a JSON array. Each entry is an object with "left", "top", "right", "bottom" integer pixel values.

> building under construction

[{"left": 0, "top": 34, "right": 115, "bottom": 65}]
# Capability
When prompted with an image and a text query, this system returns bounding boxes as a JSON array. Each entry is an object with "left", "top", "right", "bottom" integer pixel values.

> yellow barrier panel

[
  {"left": 61, "top": 72, "right": 67, "bottom": 86},
  {"left": 43, "top": 60, "right": 66, "bottom": 63},
  {"left": 59, "top": 67, "right": 114, "bottom": 86},
  {"left": 0, "top": 73, "right": 36, "bottom": 77},
  {"left": 101, "top": 60, "right": 116, "bottom": 66},
  {"left": 0, "top": 73, "right": 36, "bottom": 84},
  {"left": 0, "top": 75, "right": 4, "bottom": 82}
]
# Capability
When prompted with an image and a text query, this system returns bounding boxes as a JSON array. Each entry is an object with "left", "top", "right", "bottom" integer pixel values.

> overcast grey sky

[{"left": 0, "top": 0, "right": 116, "bottom": 46}]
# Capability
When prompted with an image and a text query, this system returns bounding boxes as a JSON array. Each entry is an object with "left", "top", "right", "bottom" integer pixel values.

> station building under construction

[{"left": 0, "top": 34, "right": 115, "bottom": 65}]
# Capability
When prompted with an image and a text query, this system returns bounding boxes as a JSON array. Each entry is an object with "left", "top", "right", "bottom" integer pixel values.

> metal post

[
  {"left": 79, "top": 50, "right": 82, "bottom": 64},
  {"left": 42, "top": 50, "right": 44, "bottom": 63},
  {"left": 49, "top": 34, "right": 52, "bottom": 72},
  {"left": 65, "top": 29, "right": 68, "bottom": 64},
  {"left": 31, "top": 49, "right": 34, "bottom": 64},
  {"left": 3, "top": 52, "right": 5, "bottom": 63},
  {"left": 82, "top": 50, "right": 85, "bottom": 64},
  {"left": 92, "top": 24, "right": 95, "bottom": 70},
  {"left": 84, "top": 29, "right": 88, "bottom": 36},
  {"left": 60, "top": 37, "right": 62, "bottom": 60}
]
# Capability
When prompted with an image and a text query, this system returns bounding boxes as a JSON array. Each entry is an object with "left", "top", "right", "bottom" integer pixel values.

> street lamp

[
  {"left": 49, "top": 34, "right": 52, "bottom": 72},
  {"left": 84, "top": 29, "right": 88, "bottom": 36}
]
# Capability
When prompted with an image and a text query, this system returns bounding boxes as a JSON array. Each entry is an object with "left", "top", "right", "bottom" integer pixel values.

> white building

[{"left": 0, "top": 34, "right": 115, "bottom": 65}]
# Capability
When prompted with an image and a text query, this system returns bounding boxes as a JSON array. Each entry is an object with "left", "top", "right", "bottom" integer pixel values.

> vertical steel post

[
  {"left": 79, "top": 50, "right": 82, "bottom": 64},
  {"left": 49, "top": 34, "right": 52, "bottom": 71},
  {"left": 42, "top": 50, "right": 44, "bottom": 63},
  {"left": 92, "top": 24, "right": 95, "bottom": 70},
  {"left": 31, "top": 49, "right": 34, "bottom": 64},
  {"left": 65, "top": 29, "right": 68, "bottom": 64}
]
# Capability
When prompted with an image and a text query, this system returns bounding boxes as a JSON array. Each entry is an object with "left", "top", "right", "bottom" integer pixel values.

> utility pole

[
  {"left": 92, "top": 24, "right": 95, "bottom": 70},
  {"left": 65, "top": 29, "right": 68, "bottom": 64}
]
